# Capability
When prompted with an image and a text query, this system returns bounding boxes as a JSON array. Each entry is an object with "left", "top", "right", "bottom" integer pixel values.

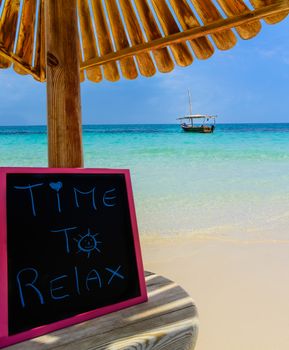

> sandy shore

[{"left": 141, "top": 235, "right": 289, "bottom": 350}]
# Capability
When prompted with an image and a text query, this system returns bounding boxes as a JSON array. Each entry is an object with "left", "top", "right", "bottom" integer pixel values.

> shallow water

[{"left": 1, "top": 123, "right": 289, "bottom": 240}]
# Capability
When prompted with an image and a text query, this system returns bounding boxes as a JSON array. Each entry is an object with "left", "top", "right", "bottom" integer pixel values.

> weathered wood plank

[
  {"left": 14, "top": 0, "right": 37, "bottom": 75},
  {"left": 105, "top": 0, "right": 138, "bottom": 80},
  {"left": 82, "top": 0, "right": 289, "bottom": 71},
  {"left": 250, "top": 0, "right": 288, "bottom": 23},
  {"left": 151, "top": 0, "right": 194, "bottom": 67},
  {"left": 169, "top": 0, "right": 214, "bottom": 60},
  {"left": 4, "top": 273, "right": 198, "bottom": 350},
  {"left": 78, "top": 30, "right": 85, "bottom": 83},
  {"left": 90, "top": 0, "right": 119, "bottom": 82},
  {"left": 0, "top": 0, "right": 20, "bottom": 68},
  {"left": 33, "top": 0, "right": 45, "bottom": 81},
  {"left": 119, "top": 0, "right": 156, "bottom": 77},
  {"left": 134, "top": 0, "right": 174, "bottom": 73},
  {"left": 46, "top": 0, "right": 83, "bottom": 168},
  {"left": 78, "top": 0, "right": 103, "bottom": 83},
  {"left": 0, "top": 42, "right": 40, "bottom": 79},
  {"left": 217, "top": 0, "right": 261, "bottom": 39},
  {"left": 1, "top": 0, "right": 288, "bottom": 83},
  {"left": 190, "top": 0, "right": 237, "bottom": 50}
]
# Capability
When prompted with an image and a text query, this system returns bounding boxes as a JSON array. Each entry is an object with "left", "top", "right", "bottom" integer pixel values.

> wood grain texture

[
  {"left": 3, "top": 272, "right": 198, "bottom": 350},
  {"left": 134, "top": 0, "right": 174, "bottom": 73},
  {"left": 82, "top": 0, "right": 289, "bottom": 71},
  {"left": 0, "top": 0, "right": 20, "bottom": 68},
  {"left": 0, "top": 42, "right": 40, "bottom": 78},
  {"left": 78, "top": 30, "right": 85, "bottom": 83},
  {"left": 169, "top": 0, "right": 214, "bottom": 60},
  {"left": 190, "top": 0, "right": 237, "bottom": 50},
  {"left": 33, "top": 0, "right": 45, "bottom": 81},
  {"left": 105, "top": 0, "right": 138, "bottom": 80},
  {"left": 78, "top": 0, "right": 103, "bottom": 82},
  {"left": 1, "top": 0, "right": 288, "bottom": 82},
  {"left": 90, "top": 0, "right": 119, "bottom": 82},
  {"left": 151, "top": 0, "right": 193, "bottom": 67},
  {"left": 250, "top": 0, "right": 288, "bottom": 23},
  {"left": 14, "top": 0, "right": 37, "bottom": 75},
  {"left": 217, "top": 0, "right": 261, "bottom": 39},
  {"left": 46, "top": 0, "right": 83, "bottom": 168},
  {"left": 119, "top": 0, "right": 156, "bottom": 77}
]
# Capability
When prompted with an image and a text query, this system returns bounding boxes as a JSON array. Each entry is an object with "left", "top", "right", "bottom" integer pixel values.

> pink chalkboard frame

[{"left": 0, "top": 167, "right": 147, "bottom": 348}]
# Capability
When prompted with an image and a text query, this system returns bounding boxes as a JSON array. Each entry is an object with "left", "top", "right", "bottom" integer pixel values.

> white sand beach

[{"left": 142, "top": 236, "right": 289, "bottom": 350}]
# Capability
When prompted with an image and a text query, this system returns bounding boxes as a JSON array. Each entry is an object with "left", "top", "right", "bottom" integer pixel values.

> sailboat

[{"left": 177, "top": 90, "right": 217, "bottom": 133}]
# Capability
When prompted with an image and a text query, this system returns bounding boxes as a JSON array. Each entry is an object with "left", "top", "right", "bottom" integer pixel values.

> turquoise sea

[{"left": 1, "top": 123, "right": 289, "bottom": 241}]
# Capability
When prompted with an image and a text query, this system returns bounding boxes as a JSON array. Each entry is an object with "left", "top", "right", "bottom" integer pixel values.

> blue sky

[{"left": 0, "top": 16, "right": 288, "bottom": 125}]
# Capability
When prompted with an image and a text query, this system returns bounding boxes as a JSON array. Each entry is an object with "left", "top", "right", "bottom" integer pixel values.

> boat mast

[
  {"left": 188, "top": 89, "right": 193, "bottom": 126},
  {"left": 188, "top": 89, "right": 193, "bottom": 115}
]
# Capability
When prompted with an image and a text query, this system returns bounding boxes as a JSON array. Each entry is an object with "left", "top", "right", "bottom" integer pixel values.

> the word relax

[
  {"left": 14, "top": 181, "right": 117, "bottom": 216},
  {"left": 16, "top": 265, "right": 124, "bottom": 308}
]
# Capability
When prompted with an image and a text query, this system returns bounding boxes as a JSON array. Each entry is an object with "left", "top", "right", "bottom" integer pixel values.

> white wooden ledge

[{"left": 4, "top": 272, "right": 199, "bottom": 350}]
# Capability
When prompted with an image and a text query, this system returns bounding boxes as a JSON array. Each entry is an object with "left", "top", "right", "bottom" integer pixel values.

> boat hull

[{"left": 181, "top": 125, "right": 215, "bottom": 133}]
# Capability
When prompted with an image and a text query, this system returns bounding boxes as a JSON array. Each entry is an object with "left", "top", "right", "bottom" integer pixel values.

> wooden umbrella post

[{"left": 45, "top": 0, "right": 84, "bottom": 168}]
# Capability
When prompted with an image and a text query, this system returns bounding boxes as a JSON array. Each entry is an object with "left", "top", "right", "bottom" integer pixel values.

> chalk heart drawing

[{"left": 49, "top": 182, "right": 63, "bottom": 192}]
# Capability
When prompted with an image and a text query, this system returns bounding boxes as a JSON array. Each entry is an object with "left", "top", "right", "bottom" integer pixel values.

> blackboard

[{"left": 0, "top": 167, "right": 147, "bottom": 348}]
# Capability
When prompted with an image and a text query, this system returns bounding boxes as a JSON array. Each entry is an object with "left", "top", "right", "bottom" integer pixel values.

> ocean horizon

[{"left": 1, "top": 123, "right": 289, "bottom": 241}]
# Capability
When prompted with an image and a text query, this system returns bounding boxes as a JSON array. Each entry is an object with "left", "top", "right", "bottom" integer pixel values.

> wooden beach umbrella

[{"left": 0, "top": 0, "right": 288, "bottom": 168}]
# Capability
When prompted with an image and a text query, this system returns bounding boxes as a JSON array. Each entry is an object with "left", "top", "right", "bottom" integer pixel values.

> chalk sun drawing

[{"left": 74, "top": 229, "right": 101, "bottom": 258}]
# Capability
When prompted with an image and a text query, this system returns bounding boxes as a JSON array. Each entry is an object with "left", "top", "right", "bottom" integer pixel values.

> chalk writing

[
  {"left": 74, "top": 187, "right": 97, "bottom": 210},
  {"left": 103, "top": 188, "right": 117, "bottom": 207},
  {"left": 50, "top": 275, "right": 70, "bottom": 301},
  {"left": 50, "top": 227, "right": 78, "bottom": 253},
  {"left": 6, "top": 171, "right": 141, "bottom": 336},
  {"left": 74, "top": 266, "right": 80, "bottom": 295},
  {"left": 15, "top": 265, "right": 125, "bottom": 308},
  {"left": 16, "top": 268, "right": 45, "bottom": 307},
  {"left": 14, "top": 183, "right": 43, "bottom": 216},
  {"left": 13, "top": 183, "right": 117, "bottom": 217},
  {"left": 106, "top": 266, "right": 124, "bottom": 285},
  {"left": 49, "top": 181, "right": 63, "bottom": 213},
  {"left": 86, "top": 270, "right": 102, "bottom": 290}
]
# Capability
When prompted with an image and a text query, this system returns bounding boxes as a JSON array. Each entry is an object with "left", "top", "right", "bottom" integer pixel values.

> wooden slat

[
  {"left": 78, "top": 0, "right": 102, "bottom": 82},
  {"left": 1, "top": 0, "right": 288, "bottom": 84},
  {"left": 78, "top": 31, "right": 85, "bottom": 83},
  {"left": 33, "top": 0, "right": 45, "bottom": 81},
  {"left": 190, "top": 0, "right": 237, "bottom": 50},
  {"left": 250, "top": 0, "right": 288, "bottom": 23},
  {"left": 134, "top": 0, "right": 174, "bottom": 73},
  {"left": 0, "top": 0, "right": 20, "bottom": 68},
  {"left": 0, "top": 42, "right": 40, "bottom": 79},
  {"left": 169, "top": 0, "right": 214, "bottom": 60},
  {"left": 79, "top": 67, "right": 85, "bottom": 82},
  {"left": 82, "top": 0, "right": 289, "bottom": 71},
  {"left": 14, "top": 0, "right": 37, "bottom": 75},
  {"left": 90, "top": 0, "right": 119, "bottom": 82},
  {"left": 105, "top": 0, "right": 138, "bottom": 80},
  {"left": 119, "top": 0, "right": 156, "bottom": 77},
  {"left": 4, "top": 273, "right": 198, "bottom": 350},
  {"left": 151, "top": 0, "right": 193, "bottom": 67},
  {"left": 217, "top": 0, "right": 261, "bottom": 39}
]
